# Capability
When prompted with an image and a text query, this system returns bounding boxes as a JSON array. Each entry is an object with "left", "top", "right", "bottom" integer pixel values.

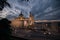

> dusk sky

[{"left": 0, "top": 0, "right": 60, "bottom": 20}]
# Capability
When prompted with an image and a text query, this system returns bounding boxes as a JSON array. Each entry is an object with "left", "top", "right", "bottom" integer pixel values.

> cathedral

[
  {"left": 11, "top": 12, "right": 34, "bottom": 28},
  {"left": 10, "top": 12, "right": 59, "bottom": 34}
]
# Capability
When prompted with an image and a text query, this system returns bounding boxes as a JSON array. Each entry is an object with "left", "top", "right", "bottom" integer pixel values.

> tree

[
  {"left": 0, "top": 18, "right": 11, "bottom": 40},
  {"left": 0, "top": 0, "right": 11, "bottom": 11}
]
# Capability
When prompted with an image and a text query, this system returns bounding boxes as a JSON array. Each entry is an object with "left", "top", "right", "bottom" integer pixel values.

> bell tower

[
  {"left": 29, "top": 12, "right": 34, "bottom": 25},
  {"left": 19, "top": 12, "right": 23, "bottom": 17},
  {"left": 17, "top": 12, "right": 24, "bottom": 20}
]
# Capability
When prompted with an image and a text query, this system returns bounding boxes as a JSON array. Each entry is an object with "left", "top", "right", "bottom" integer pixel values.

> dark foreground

[{"left": 0, "top": 18, "right": 60, "bottom": 40}]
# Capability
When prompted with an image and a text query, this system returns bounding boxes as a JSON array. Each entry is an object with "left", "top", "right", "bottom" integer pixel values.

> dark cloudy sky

[{"left": 0, "top": 0, "right": 60, "bottom": 20}]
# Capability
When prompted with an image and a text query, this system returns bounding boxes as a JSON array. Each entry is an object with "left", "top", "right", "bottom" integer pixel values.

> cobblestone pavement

[{"left": 11, "top": 28, "right": 60, "bottom": 40}]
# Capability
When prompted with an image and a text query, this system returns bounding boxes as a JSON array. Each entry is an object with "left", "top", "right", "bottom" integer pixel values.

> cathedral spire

[
  {"left": 29, "top": 12, "right": 33, "bottom": 17},
  {"left": 19, "top": 11, "right": 23, "bottom": 16}
]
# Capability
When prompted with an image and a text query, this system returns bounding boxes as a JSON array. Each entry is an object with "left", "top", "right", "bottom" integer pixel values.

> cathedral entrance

[{"left": 20, "top": 20, "right": 24, "bottom": 28}]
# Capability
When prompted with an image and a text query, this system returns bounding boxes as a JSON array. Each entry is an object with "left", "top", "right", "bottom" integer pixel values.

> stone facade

[{"left": 10, "top": 12, "right": 34, "bottom": 28}]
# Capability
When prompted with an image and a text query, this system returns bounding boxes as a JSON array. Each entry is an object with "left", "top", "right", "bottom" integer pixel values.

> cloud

[
  {"left": 0, "top": 0, "right": 60, "bottom": 20},
  {"left": 44, "top": 7, "right": 53, "bottom": 13}
]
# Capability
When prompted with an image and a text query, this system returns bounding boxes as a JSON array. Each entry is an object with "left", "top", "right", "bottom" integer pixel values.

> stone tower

[{"left": 29, "top": 12, "right": 34, "bottom": 25}]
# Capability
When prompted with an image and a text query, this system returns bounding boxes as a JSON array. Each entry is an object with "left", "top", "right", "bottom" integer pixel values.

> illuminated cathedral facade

[
  {"left": 11, "top": 12, "right": 34, "bottom": 28},
  {"left": 10, "top": 12, "right": 59, "bottom": 34}
]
